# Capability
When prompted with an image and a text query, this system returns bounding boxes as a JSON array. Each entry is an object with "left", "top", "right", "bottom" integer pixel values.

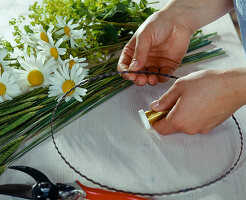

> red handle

[{"left": 76, "top": 180, "right": 148, "bottom": 200}]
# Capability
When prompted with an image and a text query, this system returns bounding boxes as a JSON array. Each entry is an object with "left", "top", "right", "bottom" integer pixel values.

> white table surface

[{"left": 1, "top": 1, "right": 246, "bottom": 200}]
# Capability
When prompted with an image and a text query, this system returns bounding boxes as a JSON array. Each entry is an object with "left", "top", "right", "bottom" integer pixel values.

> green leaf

[
  {"left": 98, "top": 24, "right": 119, "bottom": 45},
  {"left": 0, "top": 112, "right": 37, "bottom": 137},
  {"left": 103, "top": 3, "right": 130, "bottom": 23},
  {"left": 0, "top": 102, "right": 34, "bottom": 117},
  {"left": 0, "top": 141, "right": 21, "bottom": 165},
  {"left": 24, "top": 25, "right": 34, "bottom": 34},
  {"left": 0, "top": 105, "right": 44, "bottom": 125},
  {"left": 0, "top": 136, "right": 25, "bottom": 154},
  {"left": 0, "top": 165, "right": 6, "bottom": 175}
]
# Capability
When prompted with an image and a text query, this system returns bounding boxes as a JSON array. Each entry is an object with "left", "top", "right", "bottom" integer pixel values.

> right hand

[{"left": 117, "top": 7, "right": 194, "bottom": 86}]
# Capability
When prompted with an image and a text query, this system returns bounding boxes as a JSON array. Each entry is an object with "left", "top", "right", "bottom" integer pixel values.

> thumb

[
  {"left": 129, "top": 34, "right": 151, "bottom": 71},
  {"left": 150, "top": 85, "right": 181, "bottom": 112},
  {"left": 153, "top": 117, "right": 174, "bottom": 135}
]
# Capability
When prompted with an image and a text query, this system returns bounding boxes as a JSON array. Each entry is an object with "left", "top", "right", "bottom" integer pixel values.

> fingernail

[
  {"left": 130, "top": 60, "right": 138, "bottom": 70},
  {"left": 129, "top": 76, "right": 135, "bottom": 81},
  {"left": 151, "top": 100, "right": 159, "bottom": 108},
  {"left": 137, "top": 80, "right": 145, "bottom": 85}
]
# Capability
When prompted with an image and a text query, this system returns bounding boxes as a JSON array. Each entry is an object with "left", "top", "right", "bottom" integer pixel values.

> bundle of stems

[{"left": 0, "top": 32, "right": 225, "bottom": 174}]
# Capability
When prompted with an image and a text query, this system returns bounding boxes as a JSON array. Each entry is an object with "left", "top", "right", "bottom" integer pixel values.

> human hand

[
  {"left": 150, "top": 69, "right": 246, "bottom": 135},
  {"left": 117, "top": 7, "right": 193, "bottom": 86}
]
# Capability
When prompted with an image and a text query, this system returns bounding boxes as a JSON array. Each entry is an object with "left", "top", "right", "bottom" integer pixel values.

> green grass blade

[
  {"left": 0, "top": 112, "right": 37, "bottom": 137},
  {"left": 0, "top": 102, "right": 34, "bottom": 117},
  {"left": 0, "top": 105, "right": 45, "bottom": 125}
]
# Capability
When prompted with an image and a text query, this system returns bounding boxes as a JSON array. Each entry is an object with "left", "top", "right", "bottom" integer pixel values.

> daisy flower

[
  {"left": 16, "top": 53, "right": 57, "bottom": 91},
  {"left": 37, "top": 35, "right": 66, "bottom": 61},
  {"left": 56, "top": 16, "right": 86, "bottom": 48},
  {"left": 64, "top": 55, "right": 88, "bottom": 70},
  {"left": 48, "top": 63, "right": 88, "bottom": 102},
  {"left": 21, "top": 25, "right": 54, "bottom": 48},
  {"left": 33, "top": 24, "right": 54, "bottom": 43},
  {"left": 0, "top": 71, "right": 21, "bottom": 102},
  {"left": 0, "top": 49, "right": 10, "bottom": 75}
]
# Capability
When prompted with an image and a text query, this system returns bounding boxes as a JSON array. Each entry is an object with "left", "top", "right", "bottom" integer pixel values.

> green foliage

[
  {"left": 0, "top": 38, "right": 14, "bottom": 52},
  {"left": 6, "top": 0, "right": 156, "bottom": 62},
  {"left": 0, "top": 165, "right": 6, "bottom": 175},
  {"left": 99, "top": 24, "right": 119, "bottom": 45},
  {"left": 24, "top": 25, "right": 34, "bottom": 34}
]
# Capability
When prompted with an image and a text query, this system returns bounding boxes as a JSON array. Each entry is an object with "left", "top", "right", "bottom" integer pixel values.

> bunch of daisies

[{"left": 0, "top": 16, "right": 88, "bottom": 103}]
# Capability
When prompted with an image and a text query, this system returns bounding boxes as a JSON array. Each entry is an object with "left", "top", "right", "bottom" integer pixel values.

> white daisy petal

[
  {"left": 0, "top": 71, "right": 21, "bottom": 102},
  {"left": 70, "top": 24, "right": 79, "bottom": 29},
  {"left": 56, "top": 29, "right": 64, "bottom": 35},
  {"left": 55, "top": 16, "right": 86, "bottom": 48},
  {"left": 62, "top": 35, "right": 69, "bottom": 42},
  {"left": 47, "top": 25, "right": 54, "bottom": 33},
  {"left": 0, "top": 49, "right": 8, "bottom": 60},
  {"left": 74, "top": 93, "right": 83, "bottom": 102},
  {"left": 68, "top": 19, "right": 74, "bottom": 25},
  {"left": 56, "top": 38, "right": 64, "bottom": 47},
  {"left": 57, "top": 48, "right": 66, "bottom": 55},
  {"left": 15, "top": 53, "right": 56, "bottom": 91},
  {"left": 48, "top": 63, "right": 87, "bottom": 102}
]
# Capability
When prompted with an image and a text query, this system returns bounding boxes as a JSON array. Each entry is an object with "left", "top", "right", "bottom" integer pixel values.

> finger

[
  {"left": 145, "top": 56, "right": 180, "bottom": 68},
  {"left": 133, "top": 74, "right": 148, "bottom": 86},
  {"left": 129, "top": 33, "right": 151, "bottom": 71},
  {"left": 200, "top": 129, "right": 212, "bottom": 134},
  {"left": 117, "top": 39, "right": 137, "bottom": 81},
  {"left": 150, "top": 84, "right": 181, "bottom": 112},
  {"left": 147, "top": 67, "right": 159, "bottom": 86},
  {"left": 117, "top": 63, "right": 137, "bottom": 81},
  {"left": 153, "top": 117, "right": 175, "bottom": 135},
  {"left": 159, "top": 67, "right": 175, "bottom": 82}
]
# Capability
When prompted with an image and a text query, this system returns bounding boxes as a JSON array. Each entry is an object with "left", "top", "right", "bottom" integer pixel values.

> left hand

[{"left": 150, "top": 69, "right": 246, "bottom": 135}]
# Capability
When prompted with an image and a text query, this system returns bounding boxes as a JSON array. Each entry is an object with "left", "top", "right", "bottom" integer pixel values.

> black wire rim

[{"left": 50, "top": 71, "right": 244, "bottom": 196}]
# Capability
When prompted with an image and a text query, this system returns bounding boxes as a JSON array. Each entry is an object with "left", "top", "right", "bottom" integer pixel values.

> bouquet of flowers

[{"left": 0, "top": 0, "right": 225, "bottom": 174}]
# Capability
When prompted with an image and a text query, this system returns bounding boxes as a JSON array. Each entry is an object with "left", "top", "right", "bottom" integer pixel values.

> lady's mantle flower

[
  {"left": 0, "top": 71, "right": 21, "bottom": 102},
  {"left": 56, "top": 16, "right": 86, "bottom": 48},
  {"left": 16, "top": 53, "right": 56, "bottom": 91},
  {"left": 37, "top": 35, "right": 66, "bottom": 61},
  {"left": 48, "top": 63, "right": 88, "bottom": 102}
]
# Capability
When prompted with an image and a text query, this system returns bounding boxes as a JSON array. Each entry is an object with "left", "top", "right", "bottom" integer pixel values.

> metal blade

[{"left": 0, "top": 184, "right": 34, "bottom": 199}]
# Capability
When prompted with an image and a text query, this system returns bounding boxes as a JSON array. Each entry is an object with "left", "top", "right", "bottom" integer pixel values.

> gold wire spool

[{"left": 145, "top": 110, "right": 169, "bottom": 126}]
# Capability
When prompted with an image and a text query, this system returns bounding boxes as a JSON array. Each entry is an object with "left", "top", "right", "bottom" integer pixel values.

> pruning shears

[{"left": 0, "top": 166, "right": 148, "bottom": 200}]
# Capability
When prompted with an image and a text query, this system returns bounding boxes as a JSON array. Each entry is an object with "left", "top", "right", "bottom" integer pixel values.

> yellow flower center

[
  {"left": 27, "top": 70, "right": 44, "bottom": 87},
  {"left": 50, "top": 47, "right": 59, "bottom": 60},
  {"left": 68, "top": 60, "right": 76, "bottom": 69},
  {"left": 0, "top": 63, "right": 3, "bottom": 75},
  {"left": 0, "top": 82, "right": 6, "bottom": 95},
  {"left": 40, "top": 32, "right": 49, "bottom": 43},
  {"left": 62, "top": 80, "right": 75, "bottom": 96},
  {"left": 64, "top": 26, "right": 71, "bottom": 37}
]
